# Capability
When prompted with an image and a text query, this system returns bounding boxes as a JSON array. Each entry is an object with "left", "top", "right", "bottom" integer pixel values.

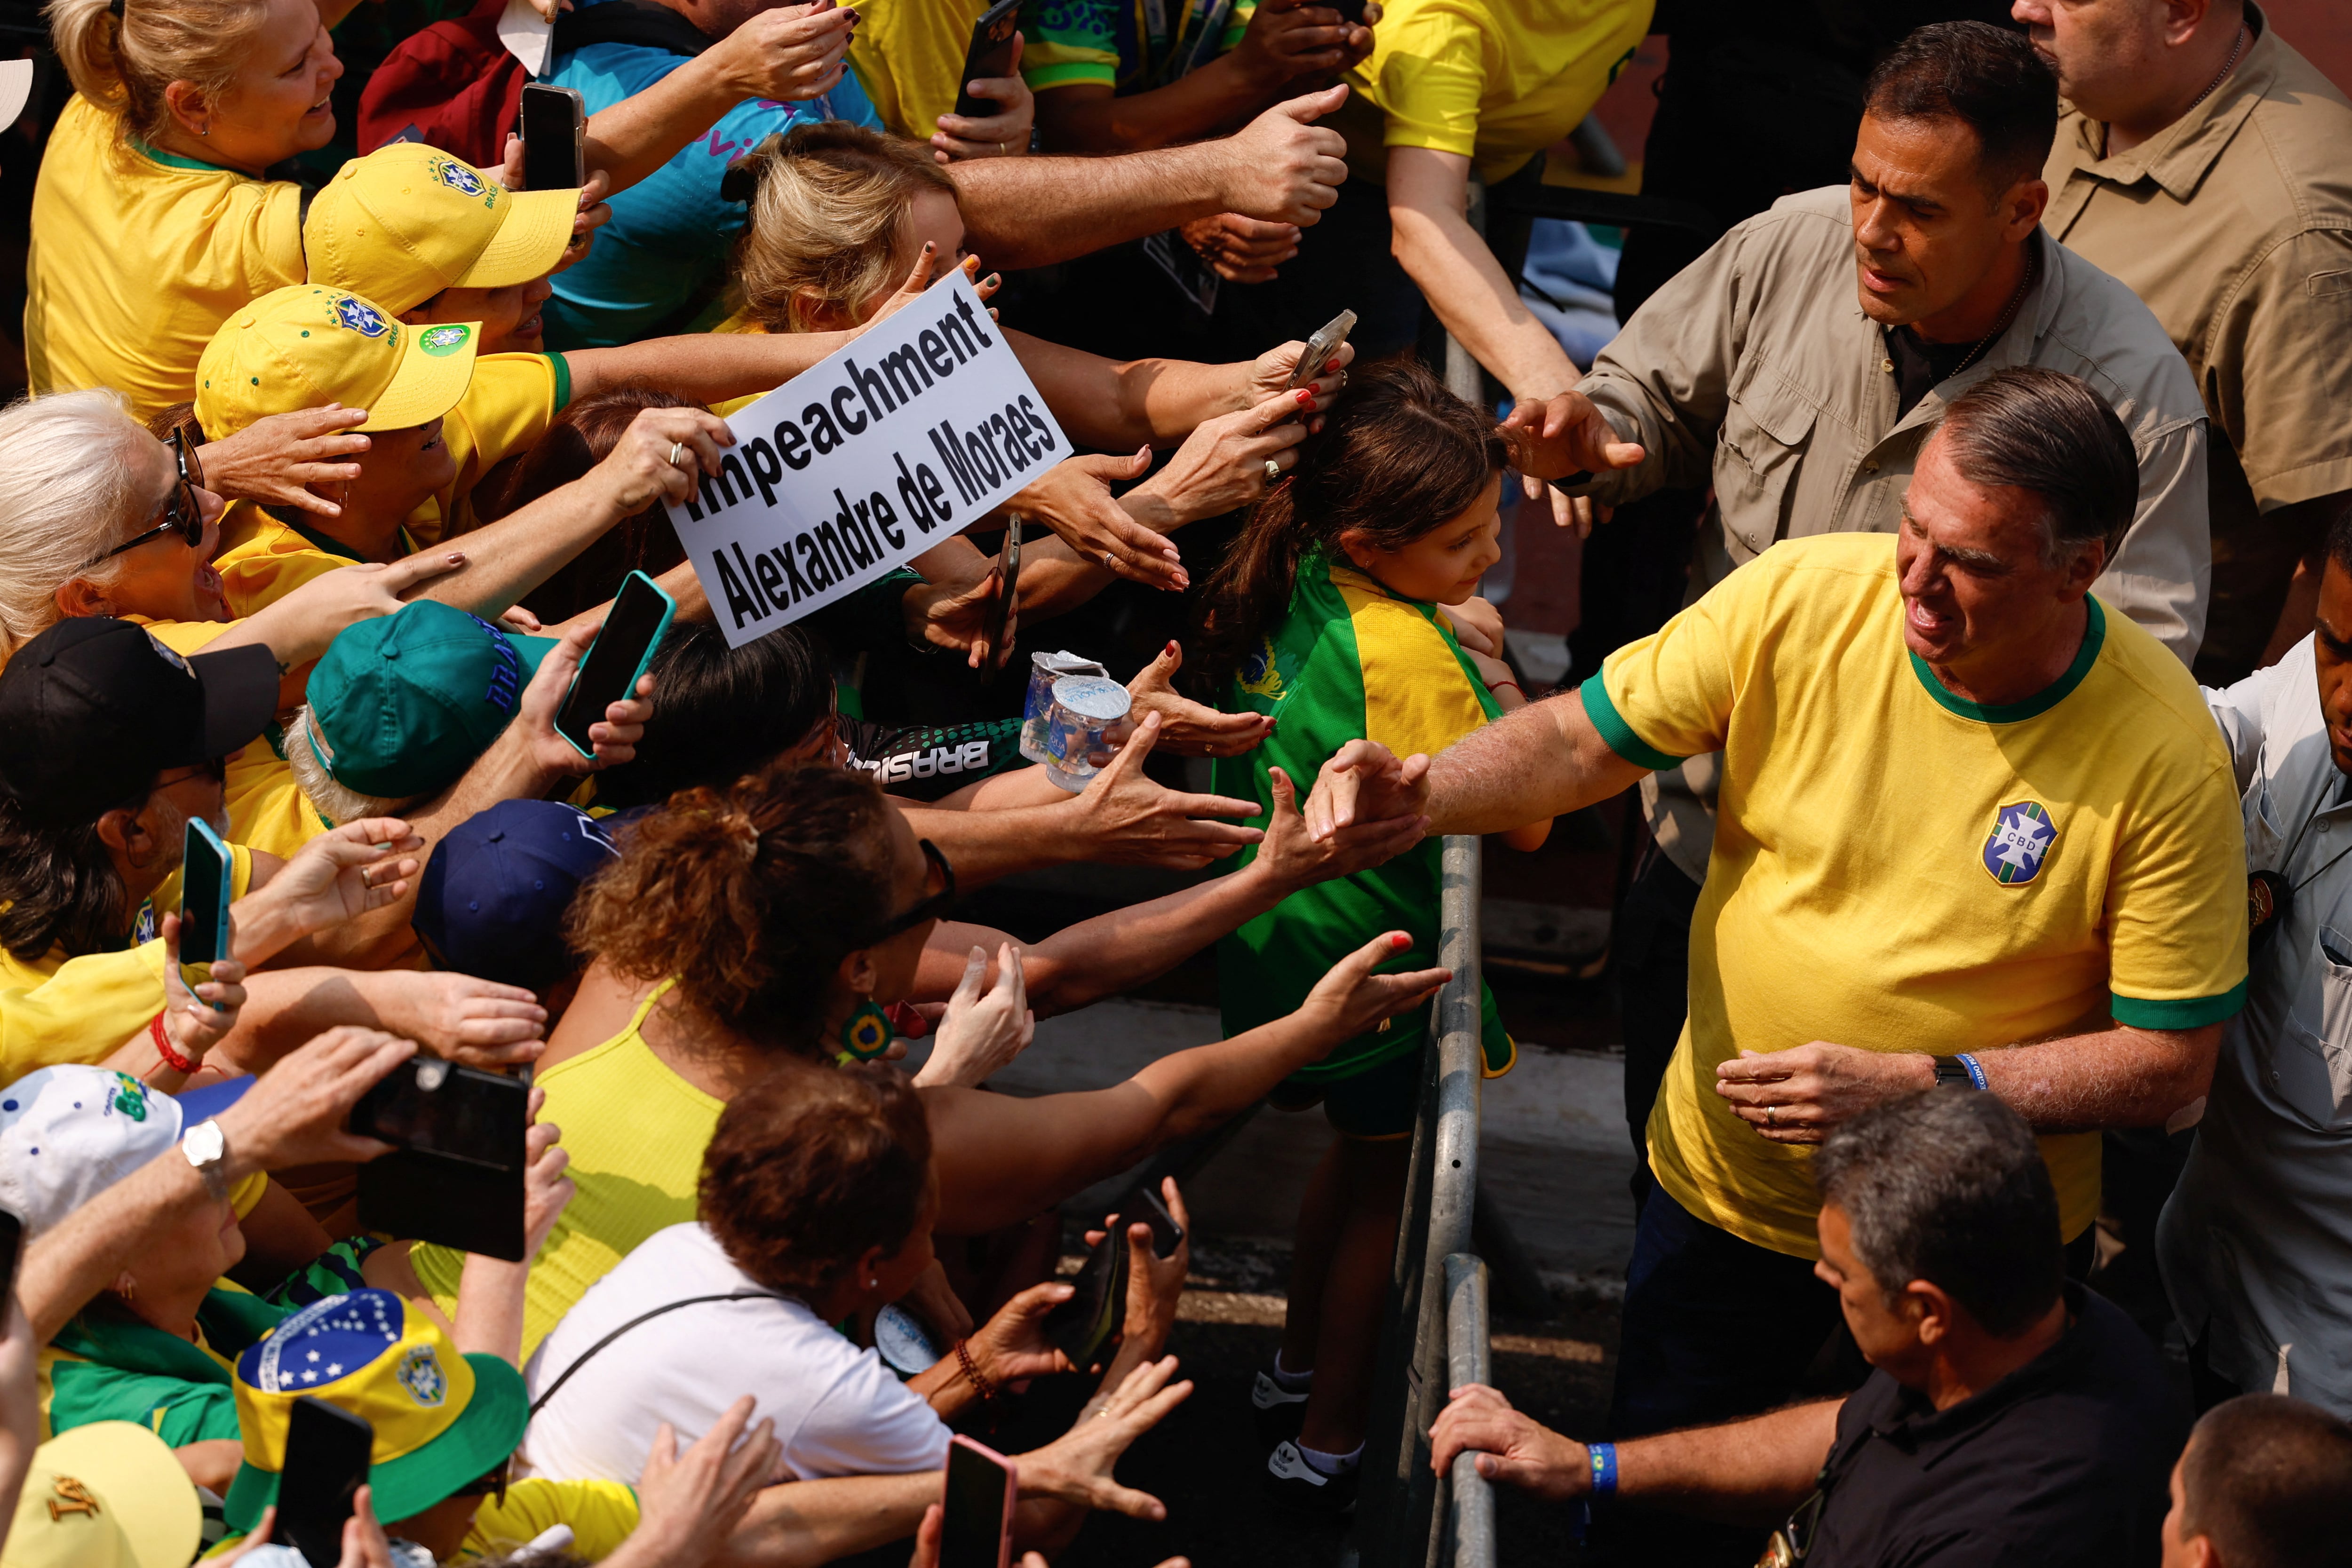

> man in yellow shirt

[{"left": 1303, "top": 368, "right": 2245, "bottom": 1552}]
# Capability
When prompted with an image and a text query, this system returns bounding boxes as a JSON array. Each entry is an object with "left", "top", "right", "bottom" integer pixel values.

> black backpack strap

[
  {"left": 553, "top": 0, "right": 714, "bottom": 58},
  {"left": 527, "top": 1291, "right": 782, "bottom": 1418}
]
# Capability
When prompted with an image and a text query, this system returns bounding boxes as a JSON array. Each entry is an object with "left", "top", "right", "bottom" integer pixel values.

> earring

[
  {"left": 835, "top": 998, "right": 894, "bottom": 1064},
  {"left": 112, "top": 1275, "right": 137, "bottom": 1304}
]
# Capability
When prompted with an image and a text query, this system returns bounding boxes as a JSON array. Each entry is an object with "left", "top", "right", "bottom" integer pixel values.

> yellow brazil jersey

[
  {"left": 212, "top": 504, "right": 386, "bottom": 622},
  {"left": 25, "top": 96, "right": 307, "bottom": 420},
  {"left": 464, "top": 1478, "right": 640, "bottom": 1561},
  {"left": 845, "top": 0, "right": 985, "bottom": 142},
  {"left": 412, "top": 980, "right": 717, "bottom": 1357},
  {"left": 405, "top": 351, "right": 572, "bottom": 546},
  {"left": 1588, "top": 533, "right": 2248, "bottom": 1259},
  {"left": 1343, "top": 0, "right": 1651, "bottom": 183},
  {"left": 0, "top": 843, "right": 254, "bottom": 1083}
]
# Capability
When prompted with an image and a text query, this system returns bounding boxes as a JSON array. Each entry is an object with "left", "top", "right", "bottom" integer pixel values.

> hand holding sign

[
  {"left": 672, "top": 269, "right": 1072, "bottom": 647},
  {"left": 601, "top": 407, "right": 735, "bottom": 514}
]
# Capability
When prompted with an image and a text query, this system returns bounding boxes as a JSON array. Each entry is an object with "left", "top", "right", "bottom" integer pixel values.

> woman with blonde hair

[{"left": 28, "top": 0, "right": 356, "bottom": 419}]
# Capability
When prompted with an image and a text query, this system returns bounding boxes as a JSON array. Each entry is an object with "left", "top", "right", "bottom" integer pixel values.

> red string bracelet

[{"left": 150, "top": 1013, "right": 194, "bottom": 1075}]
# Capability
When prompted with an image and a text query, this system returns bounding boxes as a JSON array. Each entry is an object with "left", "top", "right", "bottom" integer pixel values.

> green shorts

[{"left": 1270, "top": 1033, "right": 1518, "bottom": 1140}]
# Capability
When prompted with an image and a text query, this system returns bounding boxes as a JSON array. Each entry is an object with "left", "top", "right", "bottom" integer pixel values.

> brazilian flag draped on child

[{"left": 1211, "top": 547, "right": 1515, "bottom": 1137}]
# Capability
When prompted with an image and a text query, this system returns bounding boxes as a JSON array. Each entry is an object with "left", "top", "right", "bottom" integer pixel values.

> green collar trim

[
  {"left": 132, "top": 139, "right": 248, "bottom": 176},
  {"left": 1908, "top": 597, "right": 2105, "bottom": 724}
]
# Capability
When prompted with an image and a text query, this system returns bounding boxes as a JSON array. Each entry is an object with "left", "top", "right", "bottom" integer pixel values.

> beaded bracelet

[{"left": 954, "top": 1338, "right": 1000, "bottom": 1406}]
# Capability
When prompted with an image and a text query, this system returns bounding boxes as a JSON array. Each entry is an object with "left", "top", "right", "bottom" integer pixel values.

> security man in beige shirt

[
  {"left": 2025, "top": 0, "right": 2352, "bottom": 688},
  {"left": 1518, "top": 21, "right": 2213, "bottom": 1189}
]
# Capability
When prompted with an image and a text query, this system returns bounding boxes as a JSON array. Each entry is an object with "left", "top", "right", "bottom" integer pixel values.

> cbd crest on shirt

[{"left": 1586, "top": 533, "right": 2247, "bottom": 1259}]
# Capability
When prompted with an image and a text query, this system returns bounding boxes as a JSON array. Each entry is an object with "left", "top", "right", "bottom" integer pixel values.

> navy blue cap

[{"left": 413, "top": 800, "right": 618, "bottom": 991}]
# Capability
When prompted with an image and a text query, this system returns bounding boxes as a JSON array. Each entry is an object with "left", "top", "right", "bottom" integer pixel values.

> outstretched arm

[
  {"left": 951, "top": 87, "right": 1350, "bottom": 269},
  {"left": 1430, "top": 1383, "right": 1836, "bottom": 1527},
  {"left": 1305, "top": 688, "right": 1649, "bottom": 843}
]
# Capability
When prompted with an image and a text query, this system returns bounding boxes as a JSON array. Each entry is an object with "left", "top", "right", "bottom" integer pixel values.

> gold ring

[
  {"left": 1376, "top": 1017, "right": 1392, "bottom": 1033},
  {"left": 1766, "top": 1104, "right": 1778, "bottom": 1127},
  {"left": 667, "top": 442, "right": 684, "bottom": 467}
]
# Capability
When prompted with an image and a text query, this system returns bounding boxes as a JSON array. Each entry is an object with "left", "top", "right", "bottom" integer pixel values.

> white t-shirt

[{"left": 518, "top": 1222, "right": 953, "bottom": 1483}]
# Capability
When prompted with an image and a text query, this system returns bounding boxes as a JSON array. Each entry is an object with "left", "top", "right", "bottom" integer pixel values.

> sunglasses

[
  {"left": 870, "top": 839, "right": 956, "bottom": 942},
  {"left": 452, "top": 1455, "right": 509, "bottom": 1508},
  {"left": 86, "top": 427, "right": 207, "bottom": 569}
]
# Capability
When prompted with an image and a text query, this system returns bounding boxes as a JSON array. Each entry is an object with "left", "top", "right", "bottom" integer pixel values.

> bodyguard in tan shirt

[
  {"left": 2026, "top": 0, "right": 2352, "bottom": 686},
  {"left": 1529, "top": 22, "right": 2209, "bottom": 886}
]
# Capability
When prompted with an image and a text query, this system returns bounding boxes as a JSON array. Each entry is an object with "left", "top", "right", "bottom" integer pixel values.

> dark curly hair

[
  {"left": 699, "top": 1060, "right": 933, "bottom": 1297},
  {"left": 565, "top": 762, "right": 894, "bottom": 1052}
]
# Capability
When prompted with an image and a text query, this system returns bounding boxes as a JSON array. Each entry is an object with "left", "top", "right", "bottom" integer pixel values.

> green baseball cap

[{"left": 307, "top": 603, "right": 556, "bottom": 800}]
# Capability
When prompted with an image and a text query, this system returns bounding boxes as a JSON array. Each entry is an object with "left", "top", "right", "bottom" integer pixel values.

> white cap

[
  {"left": 0, "top": 61, "right": 31, "bottom": 135},
  {"left": 0, "top": 1067, "right": 183, "bottom": 1237}
]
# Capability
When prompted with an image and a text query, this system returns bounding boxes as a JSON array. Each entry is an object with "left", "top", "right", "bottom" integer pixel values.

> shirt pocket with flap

[
  {"left": 1715, "top": 370, "right": 1817, "bottom": 554},
  {"left": 2285, "top": 922, "right": 2352, "bottom": 1130}
]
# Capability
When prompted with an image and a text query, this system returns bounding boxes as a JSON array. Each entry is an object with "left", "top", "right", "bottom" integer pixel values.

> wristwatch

[{"left": 181, "top": 1118, "right": 230, "bottom": 1204}]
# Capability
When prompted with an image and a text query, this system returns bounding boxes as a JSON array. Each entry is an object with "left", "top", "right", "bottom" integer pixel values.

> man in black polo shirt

[{"left": 1432, "top": 1091, "right": 2185, "bottom": 1564}]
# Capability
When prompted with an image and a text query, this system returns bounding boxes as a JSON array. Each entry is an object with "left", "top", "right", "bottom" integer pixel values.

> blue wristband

[
  {"left": 1955, "top": 1052, "right": 1989, "bottom": 1091},
  {"left": 1588, "top": 1441, "right": 1618, "bottom": 1498}
]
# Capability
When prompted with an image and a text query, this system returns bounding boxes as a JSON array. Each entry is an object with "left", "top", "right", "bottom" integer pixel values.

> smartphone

[
  {"left": 556, "top": 570, "right": 677, "bottom": 759},
  {"left": 939, "top": 1435, "right": 1017, "bottom": 1568},
  {"left": 0, "top": 1209, "right": 21, "bottom": 1306},
  {"left": 979, "top": 516, "right": 1023, "bottom": 677},
  {"left": 179, "top": 816, "right": 232, "bottom": 991},
  {"left": 1043, "top": 1221, "right": 1128, "bottom": 1366},
  {"left": 1285, "top": 308, "right": 1358, "bottom": 390},
  {"left": 519, "top": 81, "right": 587, "bottom": 192},
  {"left": 951, "top": 0, "right": 1024, "bottom": 120},
  {"left": 278, "top": 1397, "right": 374, "bottom": 1568},
  {"left": 350, "top": 1058, "right": 529, "bottom": 1261},
  {"left": 1125, "top": 1183, "right": 1184, "bottom": 1259}
]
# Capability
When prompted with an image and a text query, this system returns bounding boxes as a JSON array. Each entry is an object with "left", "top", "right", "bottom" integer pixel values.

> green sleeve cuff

[
  {"left": 2110, "top": 979, "right": 2247, "bottom": 1031},
  {"left": 545, "top": 350, "right": 572, "bottom": 411},
  {"left": 1578, "top": 671, "right": 1682, "bottom": 772},
  {"left": 1024, "top": 60, "right": 1115, "bottom": 89}
]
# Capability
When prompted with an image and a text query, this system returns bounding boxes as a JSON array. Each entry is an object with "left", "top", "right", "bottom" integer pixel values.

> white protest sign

[{"left": 668, "top": 271, "right": 1067, "bottom": 647}]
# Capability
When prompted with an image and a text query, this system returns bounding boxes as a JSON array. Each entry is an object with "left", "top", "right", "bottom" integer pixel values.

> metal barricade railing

[{"left": 1355, "top": 835, "right": 1493, "bottom": 1568}]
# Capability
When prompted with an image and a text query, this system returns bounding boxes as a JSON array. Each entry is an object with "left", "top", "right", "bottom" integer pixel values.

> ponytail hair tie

[{"left": 107, "top": 0, "right": 125, "bottom": 20}]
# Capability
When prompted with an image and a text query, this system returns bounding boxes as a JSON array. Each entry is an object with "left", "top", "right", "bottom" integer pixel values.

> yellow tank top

[{"left": 412, "top": 978, "right": 720, "bottom": 1358}]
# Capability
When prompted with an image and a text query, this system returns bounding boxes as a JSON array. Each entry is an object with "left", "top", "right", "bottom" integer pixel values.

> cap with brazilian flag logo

[
  {"left": 195, "top": 285, "right": 479, "bottom": 440},
  {"left": 307, "top": 602, "right": 557, "bottom": 800},
  {"left": 224, "top": 1290, "right": 525, "bottom": 1531},
  {"left": 305, "top": 142, "right": 579, "bottom": 317}
]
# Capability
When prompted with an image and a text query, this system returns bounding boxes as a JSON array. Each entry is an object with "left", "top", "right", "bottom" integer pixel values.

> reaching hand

[
  {"left": 369, "top": 970, "right": 548, "bottom": 1067},
  {"left": 1440, "top": 595, "right": 1505, "bottom": 658},
  {"left": 1181, "top": 213, "right": 1300, "bottom": 285},
  {"left": 1428, "top": 1384, "right": 1589, "bottom": 1500},
  {"left": 1301, "top": 738, "right": 1432, "bottom": 842},
  {"left": 914, "top": 944, "right": 1033, "bottom": 1087},
  {"left": 259, "top": 551, "right": 467, "bottom": 667},
  {"left": 1251, "top": 764, "right": 1425, "bottom": 890},
  {"left": 1018, "top": 1355, "right": 1194, "bottom": 1520},
  {"left": 969, "top": 1280, "right": 1079, "bottom": 1386},
  {"left": 1104, "top": 1178, "right": 1189, "bottom": 1367},
  {"left": 1247, "top": 336, "right": 1354, "bottom": 404},
  {"left": 519, "top": 1087, "right": 575, "bottom": 1264},
  {"left": 904, "top": 570, "right": 1001, "bottom": 667},
  {"left": 621, "top": 1398, "right": 782, "bottom": 1568},
  {"left": 1230, "top": 0, "right": 1367, "bottom": 89},
  {"left": 159, "top": 912, "right": 246, "bottom": 1072},
  {"left": 1297, "top": 930, "right": 1451, "bottom": 1044},
  {"left": 196, "top": 405, "right": 371, "bottom": 517},
  {"left": 1065, "top": 713, "right": 1265, "bottom": 869},
  {"left": 1220, "top": 87, "right": 1351, "bottom": 227},
  {"left": 1015, "top": 451, "right": 1178, "bottom": 591},
  {"left": 711, "top": 0, "right": 856, "bottom": 103},
  {"left": 215, "top": 1026, "right": 417, "bottom": 1173},
  {"left": 593, "top": 406, "right": 734, "bottom": 517},
  {"left": 1125, "top": 642, "right": 1272, "bottom": 757},
  {"left": 1499, "top": 391, "right": 1644, "bottom": 479},
  {"left": 1122, "top": 388, "right": 1322, "bottom": 530},
  {"left": 931, "top": 32, "right": 1032, "bottom": 163},
  {"left": 247, "top": 817, "right": 426, "bottom": 946},
  {"left": 515, "top": 622, "right": 656, "bottom": 777}
]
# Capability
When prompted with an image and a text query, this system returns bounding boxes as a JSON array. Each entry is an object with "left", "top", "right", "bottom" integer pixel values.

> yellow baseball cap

[
  {"left": 0, "top": 1423, "right": 202, "bottom": 1568},
  {"left": 305, "top": 142, "right": 578, "bottom": 316},
  {"left": 196, "top": 285, "right": 479, "bottom": 439}
]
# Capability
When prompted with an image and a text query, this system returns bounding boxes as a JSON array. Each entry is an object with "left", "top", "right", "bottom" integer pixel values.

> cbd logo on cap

[
  {"left": 419, "top": 324, "right": 473, "bottom": 358},
  {"left": 431, "top": 158, "right": 489, "bottom": 201},
  {"left": 396, "top": 1344, "right": 447, "bottom": 1407},
  {"left": 334, "top": 296, "right": 393, "bottom": 339}
]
